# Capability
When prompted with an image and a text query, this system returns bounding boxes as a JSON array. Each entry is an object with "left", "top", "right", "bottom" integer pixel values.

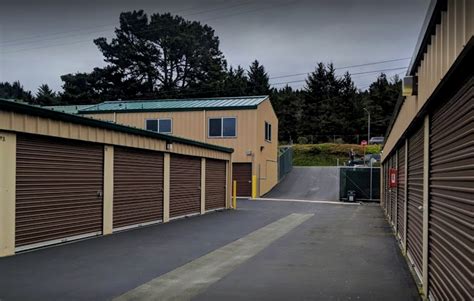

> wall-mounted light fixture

[
  {"left": 166, "top": 141, "right": 173, "bottom": 151},
  {"left": 403, "top": 76, "right": 418, "bottom": 96}
]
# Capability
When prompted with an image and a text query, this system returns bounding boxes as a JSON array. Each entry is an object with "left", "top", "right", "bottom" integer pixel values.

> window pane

[
  {"left": 268, "top": 124, "right": 272, "bottom": 141},
  {"left": 159, "top": 119, "right": 172, "bottom": 133},
  {"left": 146, "top": 120, "right": 158, "bottom": 132},
  {"left": 209, "top": 118, "right": 222, "bottom": 137},
  {"left": 223, "top": 118, "right": 236, "bottom": 137}
]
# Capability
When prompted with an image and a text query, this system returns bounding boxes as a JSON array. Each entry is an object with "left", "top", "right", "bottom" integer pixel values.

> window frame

[
  {"left": 145, "top": 118, "right": 173, "bottom": 134},
  {"left": 208, "top": 117, "right": 237, "bottom": 139},
  {"left": 265, "top": 121, "right": 272, "bottom": 142}
]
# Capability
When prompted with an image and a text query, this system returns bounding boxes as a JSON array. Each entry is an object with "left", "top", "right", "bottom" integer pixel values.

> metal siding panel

[
  {"left": 205, "top": 159, "right": 226, "bottom": 210},
  {"left": 170, "top": 154, "right": 201, "bottom": 217},
  {"left": 398, "top": 145, "right": 406, "bottom": 241},
  {"left": 428, "top": 77, "right": 473, "bottom": 301},
  {"left": 113, "top": 147, "right": 164, "bottom": 229},
  {"left": 15, "top": 134, "right": 103, "bottom": 247},
  {"left": 407, "top": 124, "right": 424, "bottom": 276},
  {"left": 232, "top": 163, "right": 252, "bottom": 197}
]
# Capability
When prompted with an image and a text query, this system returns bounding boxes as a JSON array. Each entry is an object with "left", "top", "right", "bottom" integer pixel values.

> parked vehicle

[
  {"left": 364, "top": 153, "right": 381, "bottom": 162},
  {"left": 369, "top": 137, "right": 384, "bottom": 144}
]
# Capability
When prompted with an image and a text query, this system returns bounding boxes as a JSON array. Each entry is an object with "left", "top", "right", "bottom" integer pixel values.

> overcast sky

[{"left": 0, "top": 0, "right": 430, "bottom": 94}]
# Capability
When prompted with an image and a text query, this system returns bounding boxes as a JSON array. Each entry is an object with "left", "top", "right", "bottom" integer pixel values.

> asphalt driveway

[
  {"left": 265, "top": 167, "right": 340, "bottom": 201},
  {"left": 0, "top": 200, "right": 419, "bottom": 301}
]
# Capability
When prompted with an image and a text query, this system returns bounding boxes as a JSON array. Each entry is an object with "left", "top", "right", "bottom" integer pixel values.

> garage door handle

[
  {"left": 418, "top": 205, "right": 423, "bottom": 212},
  {"left": 97, "top": 191, "right": 103, "bottom": 198},
  {"left": 248, "top": 181, "right": 251, "bottom": 183}
]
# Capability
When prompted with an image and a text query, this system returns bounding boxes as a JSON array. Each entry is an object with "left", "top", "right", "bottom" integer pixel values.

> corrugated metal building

[
  {"left": 381, "top": 1, "right": 473, "bottom": 300},
  {"left": 0, "top": 99, "right": 233, "bottom": 257},
  {"left": 57, "top": 95, "right": 279, "bottom": 198}
]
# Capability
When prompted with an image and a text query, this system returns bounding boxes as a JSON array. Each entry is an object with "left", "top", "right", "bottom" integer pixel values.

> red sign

[
  {"left": 389, "top": 168, "right": 397, "bottom": 188},
  {"left": 361, "top": 140, "right": 368, "bottom": 146}
]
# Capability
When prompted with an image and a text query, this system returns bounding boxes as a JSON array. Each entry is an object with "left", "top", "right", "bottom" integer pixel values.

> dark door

[
  {"left": 170, "top": 154, "right": 201, "bottom": 218},
  {"left": 407, "top": 124, "right": 424, "bottom": 277},
  {"left": 428, "top": 78, "right": 473, "bottom": 300},
  {"left": 16, "top": 134, "right": 103, "bottom": 249},
  {"left": 113, "top": 147, "right": 164, "bottom": 229},
  {"left": 232, "top": 163, "right": 252, "bottom": 197},
  {"left": 205, "top": 159, "right": 226, "bottom": 210}
]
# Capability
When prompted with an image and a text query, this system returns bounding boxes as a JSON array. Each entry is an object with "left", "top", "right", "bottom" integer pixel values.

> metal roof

[
  {"left": 44, "top": 104, "right": 95, "bottom": 114},
  {"left": 0, "top": 98, "right": 233, "bottom": 153},
  {"left": 78, "top": 95, "right": 269, "bottom": 114},
  {"left": 407, "top": 0, "right": 447, "bottom": 76}
]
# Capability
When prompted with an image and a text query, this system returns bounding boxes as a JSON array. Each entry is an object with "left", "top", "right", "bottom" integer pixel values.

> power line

[
  {"left": 52, "top": 65, "right": 406, "bottom": 101},
  {"left": 270, "top": 66, "right": 408, "bottom": 86},
  {"left": 269, "top": 57, "right": 410, "bottom": 80},
  {"left": 1, "top": 0, "right": 253, "bottom": 47},
  {"left": 1, "top": 0, "right": 291, "bottom": 53}
]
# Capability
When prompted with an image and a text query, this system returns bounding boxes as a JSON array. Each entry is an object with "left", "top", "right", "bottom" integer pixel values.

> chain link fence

[
  {"left": 339, "top": 167, "right": 380, "bottom": 201},
  {"left": 278, "top": 146, "right": 293, "bottom": 181}
]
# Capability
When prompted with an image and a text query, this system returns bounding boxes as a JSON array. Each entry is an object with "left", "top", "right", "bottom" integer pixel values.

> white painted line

[
  {"left": 114, "top": 213, "right": 313, "bottom": 301},
  {"left": 254, "top": 197, "right": 361, "bottom": 206}
]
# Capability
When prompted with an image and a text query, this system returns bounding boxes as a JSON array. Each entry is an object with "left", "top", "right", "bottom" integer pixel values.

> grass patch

[{"left": 292, "top": 143, "right": 381, "bottom": 166}]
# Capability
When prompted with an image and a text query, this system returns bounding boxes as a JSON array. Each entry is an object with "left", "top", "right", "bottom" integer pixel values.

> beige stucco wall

[
  {"left": 82, "top": 98, "right": 279, "bottom": 196},
  {"left": 256, "top": 99, "right": 279, "bottom": 195},
  {"left": 383, "top": 0, "right": 473, "bottom": 161},
  {"left": 83, "top": 109, "right": 258, "bottom": 163}
]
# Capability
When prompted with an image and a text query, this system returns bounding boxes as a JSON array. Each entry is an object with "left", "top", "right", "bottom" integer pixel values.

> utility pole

[
  {"left": 363, "top": 108, "right": 371, "bottom": 143},
  {"left": 364, "top": 108, "right": 372, "bottom": 200}
]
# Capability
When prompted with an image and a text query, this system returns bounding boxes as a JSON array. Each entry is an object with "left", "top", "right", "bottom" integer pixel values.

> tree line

[{"left": 0, "top": 10, "right": 401, "bottom": 143}]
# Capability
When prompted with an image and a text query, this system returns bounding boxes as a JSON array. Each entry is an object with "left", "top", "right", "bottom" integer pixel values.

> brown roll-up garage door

[
  {"left": 170, "top": 154, "right": 201, "bottom": 218},
  {"left": 113, "top": 147, "right": 164, "bottom": 229},
  {"left": 428, "top": 79, "right": 473, "bottom": 300},
  {"left": 16, "top": 134, "right": 103, "bottom": 249},
  {"left": 397, "top": 144, "right": 406, "bottom": 241},
  {"left": 205, "top": 159, "right": 226, "bottom": 210},
  {"left": 407, "top": 124, "right": 424, "bottom": 277},
  {"left": 232, "top": 163, "right": 252, "bottom": 197}
]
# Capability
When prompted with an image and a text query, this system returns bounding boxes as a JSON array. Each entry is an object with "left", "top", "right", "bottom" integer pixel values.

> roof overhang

[{"left": 0, "top": 99, "right": 234, "bottom": 154}]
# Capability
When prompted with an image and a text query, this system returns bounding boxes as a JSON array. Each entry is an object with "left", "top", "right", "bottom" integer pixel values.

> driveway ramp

[{"left": 265, "top": 167, "right": 339, "bottom": 201}]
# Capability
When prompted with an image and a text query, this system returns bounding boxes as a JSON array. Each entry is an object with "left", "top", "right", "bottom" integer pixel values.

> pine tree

[
  {"left": 0, "top": 81, "right": 34, "bottom": 103},
  {"left": 223, "top": 66, "right": 249, "bottom": 97},
  {"left": 36, "top": 84, "right": 58, "bottom": 105},
  {"left": 247, "top": 60, "right": 270, "bottom": 95}
]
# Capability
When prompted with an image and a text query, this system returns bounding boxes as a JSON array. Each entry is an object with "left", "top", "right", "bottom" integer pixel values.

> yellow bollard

[
  {"left": 252, "top": 175, "right": 257, "bottom": 199},
  {"left": 233, "top": 180, "right": 237, "bottom": 209}
]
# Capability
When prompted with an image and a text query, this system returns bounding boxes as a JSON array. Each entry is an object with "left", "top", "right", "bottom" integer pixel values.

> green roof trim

[
  {"left": 0, "top": 99, "right": 234, "bottom": 154},
  {"left": 78, "top": 95, "right": 269, "bottom": 114}
]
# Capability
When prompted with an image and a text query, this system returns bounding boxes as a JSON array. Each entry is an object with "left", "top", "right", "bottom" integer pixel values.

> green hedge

[{"left": 292, "top": 143, "right": 381, "bottom": 166}]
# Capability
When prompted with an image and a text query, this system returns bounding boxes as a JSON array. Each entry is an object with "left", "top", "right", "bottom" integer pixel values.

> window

[
  {"left": 265, "top": 122, "right": 272, "bottom": 142},
  {"left": 145, "top": 118, "right": 172, "bottom": 134},
  {"left": 209, "top": 117, "right": 236, "bottom": 138}
]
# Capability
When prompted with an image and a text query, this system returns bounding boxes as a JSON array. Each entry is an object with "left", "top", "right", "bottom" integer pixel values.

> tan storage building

[
  {"left": 0, "top": 99, "right": 233, "bottom": 257},
  {"left": 381, "top": 0, "right": 473, "bottom": 300},
  {"left": 62, "top": 95, "right": 279, "bottom": 197}
]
